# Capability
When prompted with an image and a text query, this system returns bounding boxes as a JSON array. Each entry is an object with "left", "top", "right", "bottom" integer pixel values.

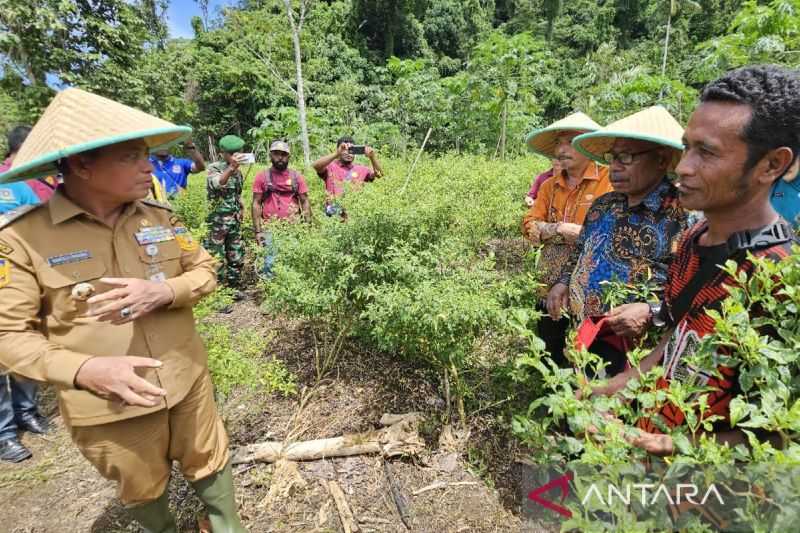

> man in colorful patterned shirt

[
  {"left": 312, "top": 136, "right": 384, "bottom": 217},
  {"left": 590, "top": 65, "right": 800, "bottom": 456},
  {"left": 548, "top": 106, "right": 690, "bottom": 376}
]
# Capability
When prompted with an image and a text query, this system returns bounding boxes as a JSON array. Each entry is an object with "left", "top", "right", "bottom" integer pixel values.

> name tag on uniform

[
  {"left": 48, "top": 250, "right": 92, "bottom": 266},
  {"left": 134, "top": 225, "right": 175, "bottom": 245}
]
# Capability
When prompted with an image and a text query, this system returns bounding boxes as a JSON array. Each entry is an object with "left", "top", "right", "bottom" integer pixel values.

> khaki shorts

[{"left": 70, "top": 370, "right": 229, "bottom": 505}]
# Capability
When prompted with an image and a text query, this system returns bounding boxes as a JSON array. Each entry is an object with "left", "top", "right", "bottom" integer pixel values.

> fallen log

[{"left": 232, "top": 413, "right": 424, "bottom": 465}]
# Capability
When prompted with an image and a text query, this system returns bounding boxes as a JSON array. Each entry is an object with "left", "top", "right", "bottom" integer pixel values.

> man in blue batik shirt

[
  {"left": 149, "top": 140, "right": 206, "bottom": 197},
  {"left": 548, "top": 107, "right": 690, "bottom": 377}
]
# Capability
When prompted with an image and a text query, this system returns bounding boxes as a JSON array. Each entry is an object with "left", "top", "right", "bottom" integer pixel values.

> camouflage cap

[{"left": 219, "top": 135, "right": 245, "bottom": 153}]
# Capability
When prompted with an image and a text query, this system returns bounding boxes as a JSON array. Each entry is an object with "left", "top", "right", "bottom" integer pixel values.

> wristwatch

[{"left": 649, "top": 302, "right": 666, "bottom": 328}]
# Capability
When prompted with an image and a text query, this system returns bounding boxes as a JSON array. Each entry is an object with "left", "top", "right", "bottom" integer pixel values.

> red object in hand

[{"left": 575, "top": 315, "right": 631, "bottom": 354}]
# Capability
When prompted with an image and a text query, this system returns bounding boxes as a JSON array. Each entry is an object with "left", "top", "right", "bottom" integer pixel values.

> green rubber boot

[
  {"left": 126, "top": 488, "right": 178, "bottom": 533},
  {"left": 190, "top": 461, "right": 247, "bottom": 533}
]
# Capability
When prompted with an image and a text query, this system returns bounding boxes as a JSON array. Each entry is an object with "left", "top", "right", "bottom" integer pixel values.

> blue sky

[{"left": 166, "top": 0, "right": 236, "bottom": 39}]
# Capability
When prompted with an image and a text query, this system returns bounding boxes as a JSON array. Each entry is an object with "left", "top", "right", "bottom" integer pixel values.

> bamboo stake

[{"left": 401, "top": 127, "right": 433, "bottom": 194}]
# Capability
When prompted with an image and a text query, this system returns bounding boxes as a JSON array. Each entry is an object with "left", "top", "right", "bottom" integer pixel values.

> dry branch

[
  {"left": 326, "top": 480, "right": 360, "bottom": 533},
  {"left": 232, "top": 413, "right": 424, "bottom": 465},
  {"left": 383, "top": 458, "right": 412, "bottom": 530},
  {"left": 411, "top": 481, "right": 478, "bottom": 496}
]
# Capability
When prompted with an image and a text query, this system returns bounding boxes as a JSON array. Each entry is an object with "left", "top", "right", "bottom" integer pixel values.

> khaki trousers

[{"left": 70, "top": 370, "right": 229, "bottom": 505}]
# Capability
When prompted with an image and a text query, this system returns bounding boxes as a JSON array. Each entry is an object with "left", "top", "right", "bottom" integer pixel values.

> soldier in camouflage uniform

[{"left": 204, "top": 135, "right": 246, "bottom": 290}]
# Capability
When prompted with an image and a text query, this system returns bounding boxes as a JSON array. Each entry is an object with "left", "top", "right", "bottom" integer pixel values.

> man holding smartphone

[
  {"left": 150, "top": 140, "right": 205, "bottom": 197},
  {"left": 205, "top": 135, "right": 247, "bottom": 294},
  {"left": 312, "top": 136, "right": 384, "bottom": 217}
]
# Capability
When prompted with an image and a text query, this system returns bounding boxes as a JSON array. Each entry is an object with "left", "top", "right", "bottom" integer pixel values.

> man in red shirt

[
  {"left": 588, "top": 65, "right": 799, "bottom": 456},
  {"left": 252, "top": 140, "right": 311, "bottom": 277},
  {"left": 312, "top": 136, "right": 384, "bottom": 217}
]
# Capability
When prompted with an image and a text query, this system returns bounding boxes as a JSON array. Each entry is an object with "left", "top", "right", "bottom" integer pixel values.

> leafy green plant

[
  {"left": 194, "top": 286, "right": 297, "bottom": 398},
  {"left": 511, "top": 250, "right": 800, "bottom": 530}
]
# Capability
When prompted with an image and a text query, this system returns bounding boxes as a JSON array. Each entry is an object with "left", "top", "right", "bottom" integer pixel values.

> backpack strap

[
  {"left": 38, "top": 176, "right": 57, "bottom": 190},
  {"left": 262, "top": 169, "right": 301, "bottom": 202},
  {"left": 261, "top": 169, "right": 274, "bottom": 204},
  {"left": 660, "top": 221, "right": 794, "bottom": 328}
]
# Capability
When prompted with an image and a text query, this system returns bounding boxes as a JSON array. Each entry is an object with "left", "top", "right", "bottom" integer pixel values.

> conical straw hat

[
  {"left": 525, "top": 112, "right": 601, "bottom": 158},
  {"left": 0, "top": 88, "right": 191, "bottom": 184},
  {"left": 572, "top": 106, "right": 684, "bottom": 170}
]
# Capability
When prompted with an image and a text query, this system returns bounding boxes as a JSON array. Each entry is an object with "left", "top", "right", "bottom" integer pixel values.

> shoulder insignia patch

[
  {"left": 140, "top": 198, "right": 174, "bottom": 211},
  {"left": 174, "top": 226, "right": 199, "bottom": 251},
  {"left": 0, "top": 203, "right": 42, "bottom": 230},
  {"left": 0, "top": 258, "right": 9, "bottom": 288},
  {"left": 0, "top": 238, "right": 13, "bottom": 256}
]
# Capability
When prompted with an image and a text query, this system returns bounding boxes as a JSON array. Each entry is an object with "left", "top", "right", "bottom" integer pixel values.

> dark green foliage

[{"left": 3, "top": 0, "right": 798, "bottom": 158}]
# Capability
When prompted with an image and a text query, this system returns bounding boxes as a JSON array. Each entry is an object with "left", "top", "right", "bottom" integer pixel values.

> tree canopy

[{"left": 1, "top": 0, "right": 798, "bottom": 156}]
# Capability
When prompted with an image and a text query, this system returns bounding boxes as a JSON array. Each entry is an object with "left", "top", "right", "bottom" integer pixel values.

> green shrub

[
  {"left": 194, "top": 287, "right": 297, "bottom": 398},
  {"left": 260, "top": 154, "right": 544, "bottom": 420}
]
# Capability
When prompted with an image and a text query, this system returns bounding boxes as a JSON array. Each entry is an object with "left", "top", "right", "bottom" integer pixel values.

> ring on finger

[{"left": 120, "top": 306, "right": 133, "bottom": 319}]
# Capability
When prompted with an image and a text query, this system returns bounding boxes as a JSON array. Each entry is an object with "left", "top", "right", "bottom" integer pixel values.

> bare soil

[{"left": 0, "top": 299, "right": 544, "bottom": 532}]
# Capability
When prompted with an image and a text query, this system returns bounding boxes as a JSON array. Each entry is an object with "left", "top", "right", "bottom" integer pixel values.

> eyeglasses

[{"left": 602, "top": 147, "right": 658, "bottom": 165}]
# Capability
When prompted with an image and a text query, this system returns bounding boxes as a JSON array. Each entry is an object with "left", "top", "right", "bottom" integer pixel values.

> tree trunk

[
  {"left": 282, "top": 0, "right": 312, "bottom": 168},
  {"left": 500, "top": 100, "right": 508, "bottom": 161},
  {"left": 658, "top": 11, "right": 672, "bottom": 99}
]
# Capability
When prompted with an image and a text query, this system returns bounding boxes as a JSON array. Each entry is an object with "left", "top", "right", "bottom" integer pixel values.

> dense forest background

[{"left": 1, "top": 0, "right": 798, "bottom": 158}]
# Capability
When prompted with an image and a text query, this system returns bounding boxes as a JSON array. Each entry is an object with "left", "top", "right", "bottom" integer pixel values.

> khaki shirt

[{"left": 0, "top": 190, "right": 217, "bottom": 427}]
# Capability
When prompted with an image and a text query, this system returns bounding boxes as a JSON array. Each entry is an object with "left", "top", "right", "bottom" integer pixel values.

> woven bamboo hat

[
  {"left": 0, "top": 88, "right": 191, "bottom": 184},
  {"left": 525, "top": 112, "right": 601, "bottom": 158},
  {"left": 572, "top": 106, "right": 684, "bottom": 170}
]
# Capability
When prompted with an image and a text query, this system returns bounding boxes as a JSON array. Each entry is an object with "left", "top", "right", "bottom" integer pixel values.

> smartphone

[
  {"left": 348, "top": 145, "right": 366, "bottom": 155},
  {"left": 237, "top": 152, "right": 256, "bottom": 164}
]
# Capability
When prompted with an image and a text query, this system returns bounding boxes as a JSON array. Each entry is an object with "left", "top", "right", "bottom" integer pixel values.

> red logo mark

[{"left": 527, "top": 471, "right": 574, "bottom": 518}]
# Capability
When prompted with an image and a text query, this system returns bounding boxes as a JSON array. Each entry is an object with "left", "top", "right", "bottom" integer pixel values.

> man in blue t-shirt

[
  {"left": 770, "top": 158, "right": 800, "bottom": 230},
  {"left": 149, "top": 140, "right": 206, "bottom": 197},
  {"left": 0, "top": 182, "right": 40, "bottom": 212},
  {"left": 0, "top": 126, "right": 52, "bottom": 463}
]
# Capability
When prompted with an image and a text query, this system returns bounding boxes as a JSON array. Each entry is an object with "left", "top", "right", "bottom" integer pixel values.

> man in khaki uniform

[{"left": 0, "top": 88, "right": 246, "bottom": 533}]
